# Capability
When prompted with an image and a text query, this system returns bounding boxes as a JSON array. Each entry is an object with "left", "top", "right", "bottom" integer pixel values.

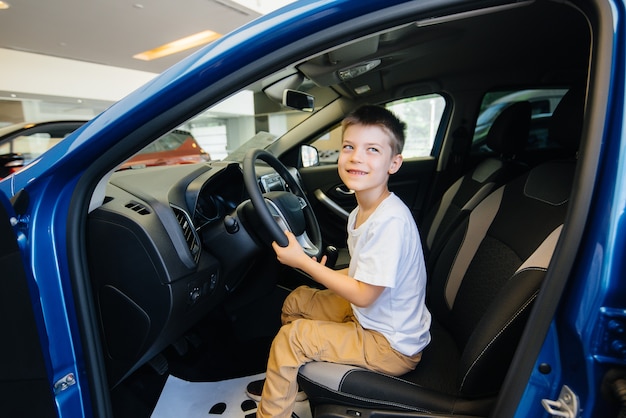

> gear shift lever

[{"left": 324, "top": 245, "right": 338, "bottom": 270}]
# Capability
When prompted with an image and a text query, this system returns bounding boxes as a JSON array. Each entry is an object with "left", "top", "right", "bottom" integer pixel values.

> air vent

[
  {"left": 125, "top": 201, "right": 150, "bottom": 215},
  {"left": 171, "top": 206, "right": 201, "bottom": 264}
]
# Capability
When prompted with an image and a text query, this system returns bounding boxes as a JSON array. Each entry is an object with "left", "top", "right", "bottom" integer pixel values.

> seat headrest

[
  {"left": 486, "top": 101, "right": 531, "bottom": 157},
  {"left": 548, "top": 85, "right": 586, "bottom": 153}
]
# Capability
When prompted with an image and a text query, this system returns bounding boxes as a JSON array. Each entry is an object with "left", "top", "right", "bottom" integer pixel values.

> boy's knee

[
  {"left": 271, "top": 321, "right": 302, "bottom": 353},
  {"left": 287, "top": 285, "right": 315, "bottom": 302},
  {"left": 272, "top": 319, "right": 323, "bottom": 362},
  {"left": 282, "top": 286, "right": 315, "bottom": 317}
]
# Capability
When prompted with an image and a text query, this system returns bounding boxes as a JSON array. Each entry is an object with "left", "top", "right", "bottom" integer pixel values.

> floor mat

[{"left": 151, "top": 373, "right": 312, "bottom": 418}]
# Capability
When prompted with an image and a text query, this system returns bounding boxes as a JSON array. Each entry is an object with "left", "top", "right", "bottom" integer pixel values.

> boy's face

[{"left": 338, "top": 124, "right": 402, "bottom": 194}]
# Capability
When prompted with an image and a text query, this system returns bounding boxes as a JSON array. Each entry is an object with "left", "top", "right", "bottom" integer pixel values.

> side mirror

[
  {"left": 300, "top": 145, "right": 319, "bottom": 168},
  {"left": 283, "top": 89, "right": 314, "bottom": 112}
]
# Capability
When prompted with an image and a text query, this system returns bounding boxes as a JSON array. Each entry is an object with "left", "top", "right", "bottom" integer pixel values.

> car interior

[{"left": 74, "top": 0, "right": 595, "bottom": 416}]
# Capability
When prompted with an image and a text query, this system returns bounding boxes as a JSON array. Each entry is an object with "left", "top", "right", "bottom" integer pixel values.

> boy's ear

[{"left": 388, "top": 153, "right": 403, "bottom": 174}]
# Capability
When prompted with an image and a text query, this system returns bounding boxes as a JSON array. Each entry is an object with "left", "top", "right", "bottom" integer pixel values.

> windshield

[{"left": 163, "top": 82, "right": 334, "bottom": 163}]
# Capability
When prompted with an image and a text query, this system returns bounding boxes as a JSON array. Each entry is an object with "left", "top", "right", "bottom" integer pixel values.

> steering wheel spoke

[
  {"left": 243, "top": 148, "right": 323, "bottom": 260},
  {"left": 265, "top": 198, "right": 291, "bottom": 233},
  {"left": 295, "top": 231, "right": 319, "bottom": 257}
]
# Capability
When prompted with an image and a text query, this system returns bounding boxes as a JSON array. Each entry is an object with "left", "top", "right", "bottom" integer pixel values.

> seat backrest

[
  {"left": 427, "top": 160, "right": 575, "bottom": 395},
  {"left": 427, "top": 85, "right": 585, "bottom": 396},
  {"left": 422, "top": 101, "right": 531, "bottom": 263}
]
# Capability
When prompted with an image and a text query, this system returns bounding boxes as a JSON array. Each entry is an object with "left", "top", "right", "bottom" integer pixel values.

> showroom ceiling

[{"left": 0, "top": 0, "right": 294, "bottom": 75}]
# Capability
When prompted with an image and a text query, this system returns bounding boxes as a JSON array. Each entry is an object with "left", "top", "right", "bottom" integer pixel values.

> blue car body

[{"left": 0, "top": 0, "right": 625, "bottom": 417}]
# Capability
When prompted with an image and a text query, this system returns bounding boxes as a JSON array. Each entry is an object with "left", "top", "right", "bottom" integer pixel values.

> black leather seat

[
  {"left": 421, "top": 100, "right": 531, "bottom": 265},
  {"left": 297, "top": 87, "right": 584, "bottom": 417}
]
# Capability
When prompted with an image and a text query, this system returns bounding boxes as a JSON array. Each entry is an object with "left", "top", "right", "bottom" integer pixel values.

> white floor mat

[{"left": 151, "top": 373, "right": 312, "bottom": 418}]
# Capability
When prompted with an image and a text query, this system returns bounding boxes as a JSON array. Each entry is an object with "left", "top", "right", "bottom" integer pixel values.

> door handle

[
  {"left": 335, "top": 186, "right": 354, "bottom": 195},
  {"left": 314, "top": 189, "right": 350, "bottom": 219}
]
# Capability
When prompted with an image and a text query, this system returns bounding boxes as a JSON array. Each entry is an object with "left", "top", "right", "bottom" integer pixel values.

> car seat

[
  {"left": 296, "top": 86, "right": 584, "bottom": 416},
  {"left": 421, "top": 100, "right": 531, "bottom": 266}
]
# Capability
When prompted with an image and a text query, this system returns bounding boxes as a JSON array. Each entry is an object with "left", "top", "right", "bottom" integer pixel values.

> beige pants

[{"left": 257, "top": 286, "right": 422, "bottom": 418}]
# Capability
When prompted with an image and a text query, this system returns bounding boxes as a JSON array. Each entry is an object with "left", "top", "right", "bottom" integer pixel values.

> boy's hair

[{"left": 342, "top": 105, "right": 406, "bottom": 155}]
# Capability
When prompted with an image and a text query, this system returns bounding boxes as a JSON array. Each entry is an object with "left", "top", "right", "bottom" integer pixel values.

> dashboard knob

[
  {"left": 224, "top": 215, "right": 239, "bottom": 233},
  {"left": 189, "top": 287, "right": 201, "bottom": 303}
]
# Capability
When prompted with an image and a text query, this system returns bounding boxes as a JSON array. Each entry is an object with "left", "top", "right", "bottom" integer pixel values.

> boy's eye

[
  {"left": 342, "top": 144, "right": 353, "bottom": 150},
  {"left": 368, "top": 147, "right": 380, "bottom": 153}
]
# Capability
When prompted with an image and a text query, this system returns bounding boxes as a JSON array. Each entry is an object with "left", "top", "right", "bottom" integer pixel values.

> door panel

[
  {"left": 299, "top": 164, "right": 353, "bottom": 248},
  {"left": 299, "top": 158, "right": 437, "bottom": 249},
  {"left": 0, "top": 194, "right": 57, "bottom": 417}
]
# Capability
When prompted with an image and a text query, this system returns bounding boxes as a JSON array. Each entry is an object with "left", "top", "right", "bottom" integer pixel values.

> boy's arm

[{"left": 272, "top": 231, "right": 384, "bottom": 307}]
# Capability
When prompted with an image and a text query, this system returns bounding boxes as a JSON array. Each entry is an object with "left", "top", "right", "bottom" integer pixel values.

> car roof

[{"left": 292, "top": 2, "right": 587, "bottom": 103}]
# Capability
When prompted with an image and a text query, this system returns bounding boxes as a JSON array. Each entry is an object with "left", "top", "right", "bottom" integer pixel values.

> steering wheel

[{"left": 243, "top": 148, "right": 322, "bottom": 260}]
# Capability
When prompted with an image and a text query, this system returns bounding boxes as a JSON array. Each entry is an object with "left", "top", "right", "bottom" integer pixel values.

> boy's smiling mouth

[{"left": 347, "top": 169, "right": 368, "bottom": 175}]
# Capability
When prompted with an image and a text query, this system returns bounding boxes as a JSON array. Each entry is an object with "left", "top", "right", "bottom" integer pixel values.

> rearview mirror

[{"left": 283, "top": 89, "right": 314, "bottom": 112}]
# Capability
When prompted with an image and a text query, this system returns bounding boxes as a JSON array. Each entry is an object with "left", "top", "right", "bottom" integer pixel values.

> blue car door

[{"left": 0, "top": 193, "right": 57, "bottom": 417}]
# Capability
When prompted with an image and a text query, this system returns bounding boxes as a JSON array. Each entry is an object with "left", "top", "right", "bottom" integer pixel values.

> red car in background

[
  {"left": 117, "top": 129, "right": 210, "bottom": 170},
  {"left": 0, "top": 121, "right": 209, "bottom": 178}
]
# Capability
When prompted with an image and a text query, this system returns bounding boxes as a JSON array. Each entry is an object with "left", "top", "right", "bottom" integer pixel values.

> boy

[{"left": 250, "top": 105, "right": 431, "bottom": 417}]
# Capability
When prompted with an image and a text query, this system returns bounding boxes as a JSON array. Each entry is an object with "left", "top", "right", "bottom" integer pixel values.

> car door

[
  {"left": 299, "top": 94, "right": 446, "bottom": 250},
  {"left": 0, "top": 193, "right": 57, "bottom": 417}
]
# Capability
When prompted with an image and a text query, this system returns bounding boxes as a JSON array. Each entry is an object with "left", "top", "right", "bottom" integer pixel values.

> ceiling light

[
  {"left": 133, "top": 30, "right": 222, "bottom": 61},
  {"left": 0, "top": 1, "right": 10, "bottom": 10},
  {"left": 354, "top": 85, "right": 371, "bottom": 95},
  {"left": 338, "top": 59, "right": 381, "bottom": 81}
]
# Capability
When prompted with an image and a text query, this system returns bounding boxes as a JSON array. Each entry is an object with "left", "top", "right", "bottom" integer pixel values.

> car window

[
  {"left": 311, "top": 94, "right": 446, "bottom": 164},
  {"left": 139, "top": 130, "right": 189, "bottom": 153},
  {"left": 0, "top": 134, "right": 63, "bottom": 164},
  {"left": 472, "top": 88, "right": 568, "bottom": 154},
  {"left": 171, "top": 89, "right": 323, "bottom": 162},
  {"left": 119, "top": 83, "right": 444, "bottom": 170}
]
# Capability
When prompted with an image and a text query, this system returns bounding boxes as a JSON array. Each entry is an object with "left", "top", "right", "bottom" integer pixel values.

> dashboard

[{"left": 86, "top": 160, "right": 288, "bottom": 386}]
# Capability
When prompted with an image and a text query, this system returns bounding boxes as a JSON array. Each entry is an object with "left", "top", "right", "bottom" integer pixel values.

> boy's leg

[
  {"left": 257, "top": 317, "right": 421, "bottom": 418},
  {"left": 281, "top": 285, "right": 352, "bottom": 325}
]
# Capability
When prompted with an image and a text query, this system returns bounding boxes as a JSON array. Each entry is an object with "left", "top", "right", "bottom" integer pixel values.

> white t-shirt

[{"left": 347, "top": 193, "right": 431, "bottom": 356}]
